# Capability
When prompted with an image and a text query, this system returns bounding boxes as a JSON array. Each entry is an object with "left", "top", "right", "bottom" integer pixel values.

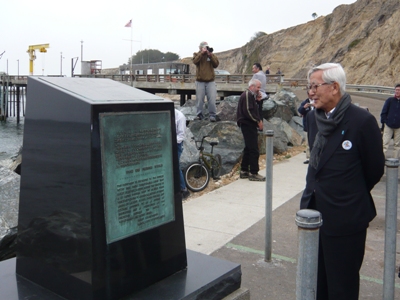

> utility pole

[
  {"left": 80, "top": 41, "right": 84, "bottom": 77},
  {"left": 60, "top": 52, "right": 64, "bottom": 76},
  {"left": 81, "top": 40, "right": 84, "bottom": 61}
]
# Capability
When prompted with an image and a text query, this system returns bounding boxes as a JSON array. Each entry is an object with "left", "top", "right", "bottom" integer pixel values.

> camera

[{"left": 206, "top": 46, "right": 214, "bottom": 53}]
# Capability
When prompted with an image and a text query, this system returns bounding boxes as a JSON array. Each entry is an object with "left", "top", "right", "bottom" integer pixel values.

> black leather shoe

[{"left": 303, "top": 160, "right": 309, "bottom": 164}]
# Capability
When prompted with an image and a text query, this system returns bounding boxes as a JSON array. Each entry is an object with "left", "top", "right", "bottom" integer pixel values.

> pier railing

[
  {"left": 0, "top": 74, "right": 396, "bottom": 96},
  {"left": 72, "top": 74, "right": 284, "bottom": 85},
  {"left": 0, "top": 74, "right": 395, "bottom": 123}
]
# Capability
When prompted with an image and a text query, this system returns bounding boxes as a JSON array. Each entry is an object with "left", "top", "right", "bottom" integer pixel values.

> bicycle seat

[{"left": 209, "top": 141, "right": 218, "bottom": 146}]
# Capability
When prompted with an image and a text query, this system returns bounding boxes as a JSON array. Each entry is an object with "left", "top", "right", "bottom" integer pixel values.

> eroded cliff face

[{"left": 185, "top": 0, "right": 400, "bottom": 86}]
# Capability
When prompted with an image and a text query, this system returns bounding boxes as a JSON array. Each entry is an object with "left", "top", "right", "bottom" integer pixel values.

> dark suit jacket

[
  {"left": 300, "top": 104, "right": 385, "bottom": 236},
  {"left": 298, "top": 98, "right": 312, "bottom": 130}
]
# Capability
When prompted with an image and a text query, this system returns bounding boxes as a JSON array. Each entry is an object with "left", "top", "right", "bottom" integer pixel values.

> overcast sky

[{"left": 1, "top": 0, "right": 355, "bottom": 76}]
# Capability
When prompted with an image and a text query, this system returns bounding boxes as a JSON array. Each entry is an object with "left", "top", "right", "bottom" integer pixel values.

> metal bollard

[
  {"left": 383, "top": 158, "right": 399, "bottom": 300},
  {"left": 264, "top": 130, "right": 274, "bottom": 262},
  {"left": 295, "top": 209, "right": 323, "bottom": 300}
]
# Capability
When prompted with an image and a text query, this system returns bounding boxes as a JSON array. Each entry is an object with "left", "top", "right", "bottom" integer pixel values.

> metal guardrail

[
  {"left": 281, "top": 80, "right": 395, "bottom": 97},
  {"left": 346, "top": 84, "right": 394, "bottom": 95}
]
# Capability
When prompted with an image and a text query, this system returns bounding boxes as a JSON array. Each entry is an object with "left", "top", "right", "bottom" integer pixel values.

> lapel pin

[{"left": 342, "top": 140, "right": 352, "bottom": 150}]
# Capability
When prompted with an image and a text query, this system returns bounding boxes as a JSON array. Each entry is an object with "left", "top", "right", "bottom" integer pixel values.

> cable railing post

[
  {"left": 264, "top": 130, "right": 274, "bottom": 262},
  {"left": 383, "top": 158, "right": 399, "bottom": 300},
  {"left": 295, "top": 209, "right": 323, "bottom": 300}
]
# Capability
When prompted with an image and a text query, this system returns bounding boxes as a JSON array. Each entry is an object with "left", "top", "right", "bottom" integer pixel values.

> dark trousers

[
  {"left": 240, "top": 123, "right": 259, "bottom": 174},
  {"left": 316, "top": 229, "right": 367, "bottom": 300}
]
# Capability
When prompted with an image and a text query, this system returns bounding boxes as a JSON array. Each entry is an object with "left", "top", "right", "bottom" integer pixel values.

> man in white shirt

[
  {"left": 175, "top": 109, "right": 190, "bottom": 199},
  {"left": 251, "top": 63, "right": 267, "bottom": 99},
  {"left": 251, "top": 63, "right": 268, "bottom": 117}
]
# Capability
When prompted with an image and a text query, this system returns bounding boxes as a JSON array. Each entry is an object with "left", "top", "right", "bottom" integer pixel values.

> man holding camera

[{"left": 193, "top": 41, "right": 219, "bottom": 122}]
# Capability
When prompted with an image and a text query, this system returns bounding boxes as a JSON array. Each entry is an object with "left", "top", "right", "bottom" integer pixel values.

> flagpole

[{"left": 130, "top": 19, "right": 133, "bottom": 86}]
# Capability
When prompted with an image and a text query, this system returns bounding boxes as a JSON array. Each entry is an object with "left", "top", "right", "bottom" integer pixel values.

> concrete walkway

[
  {"left": 182, "top": 152, "right": 400, "bottom": 299},
  {"left": 183, "top": 153, "right": 308, "bottom": 255}
]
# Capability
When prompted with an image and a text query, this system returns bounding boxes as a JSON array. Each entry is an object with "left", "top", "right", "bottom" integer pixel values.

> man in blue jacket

[
  {"left": 301, "top": 63, "right": 384, "bottom": 300},
  {"left": 380, "top": 83, "right": 400, "bottom": 158}
]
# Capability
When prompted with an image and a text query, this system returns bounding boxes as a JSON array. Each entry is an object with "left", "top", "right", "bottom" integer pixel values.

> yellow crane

[{"left": 27, "top": 44, "right": 50, "bottom": 75}]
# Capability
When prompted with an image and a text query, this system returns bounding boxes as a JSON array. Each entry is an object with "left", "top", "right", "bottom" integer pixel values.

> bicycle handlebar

[{"left": 192, "top": 135, "right": 211, "bottom": 150}]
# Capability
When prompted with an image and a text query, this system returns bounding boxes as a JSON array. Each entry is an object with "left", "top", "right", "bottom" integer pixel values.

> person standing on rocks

[
  {"left": 251, "top": 63, "right": 268, "bottom": 99},
  {"left": 297, "top": 89, "right": 314, "bottom": 164},
  {"left": 193, "top": 41, "right": 219, "bottom": 122},
  {"left": 380, "top": 83, "right": 400, "bottom": 158},
  {"left": 236, "top": 79, "right": 265, "bottom": 181},
  {"left": 300, "top": 63, "right": 384, "bottom": 300},
  {"left": 251, "top": 62, "right": 268, "bottom": 117}
]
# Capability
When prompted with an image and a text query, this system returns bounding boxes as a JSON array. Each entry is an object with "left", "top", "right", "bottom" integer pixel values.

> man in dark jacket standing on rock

[
  {"left": 380, "top": 83, "right": 400, "bottom": 158},
  {"left": 193, "top": 41, "right": 219, "bottom": 122},
  {"left": 236, "top": 79, "right": 265, "bottom": 181}
]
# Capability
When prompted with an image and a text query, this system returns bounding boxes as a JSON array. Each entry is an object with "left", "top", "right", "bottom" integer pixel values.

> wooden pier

[
  {"left": 0, "top": 73, "right": 298, "bottom": 121},
  {"left": 0, "top": 76, "right": 27, "bottom": 123}
]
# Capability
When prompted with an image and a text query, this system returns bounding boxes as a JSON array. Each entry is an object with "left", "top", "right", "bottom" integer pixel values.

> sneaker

[
  {"left": 182, "top": 189, "right": 190, "bottom": 199},
  {"left": 240, "top": 171, "right": 249, "bottom": 179},
  {"left": 194, "top": 114, "right": 204, "bottom": 120},
  {"left": 303, "top": 160, "right": 309, "bottom": 164},
  {"left": 210, "top": 116, "right": 216, "bottom": 122},
  {"left": 248, "top": 173, "right": 266, "bottom": 181}
]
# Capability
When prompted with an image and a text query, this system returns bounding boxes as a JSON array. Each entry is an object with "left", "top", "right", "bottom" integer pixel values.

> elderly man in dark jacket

[
  {"left": 301, "top": 63, "right": 384, "bottom": 300},
  {"left": 236, "top": 79, "right": 265, "bottom": 181}
]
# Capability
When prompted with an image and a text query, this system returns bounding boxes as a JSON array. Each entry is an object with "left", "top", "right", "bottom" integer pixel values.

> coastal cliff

[{"left": 183, "top": 0, "right": 400, "bottom": 86}]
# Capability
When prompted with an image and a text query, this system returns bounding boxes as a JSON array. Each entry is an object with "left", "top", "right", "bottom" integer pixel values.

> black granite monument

[
  {"left": 0, "top": 77, "right": 243, "bottom": 300},
  {"left": 16, "top": 77, "right": 187, "bottom": 299}
]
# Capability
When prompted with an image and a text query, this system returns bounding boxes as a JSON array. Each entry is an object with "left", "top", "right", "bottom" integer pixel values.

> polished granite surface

[
  {"left": 17, "top": 77, "right": 187, "bottom": 299},
  {"left": 1, "top": 250, "right": 241, "bottom": 300}
]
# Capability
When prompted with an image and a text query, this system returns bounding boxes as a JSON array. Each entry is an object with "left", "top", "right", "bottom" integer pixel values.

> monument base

[{"left": 0, "top": 250, "right": 241, "bottom": 300}]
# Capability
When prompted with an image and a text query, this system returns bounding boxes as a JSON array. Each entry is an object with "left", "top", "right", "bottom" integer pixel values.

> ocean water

[{"left": 0, "top": 117, "right": 24, "bottom": 163}]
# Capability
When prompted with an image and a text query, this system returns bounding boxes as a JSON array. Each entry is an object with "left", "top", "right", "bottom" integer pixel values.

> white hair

[
  {"left": 307, "top": 63, "right": 346, "bottom": 95},
  {"left": 248, "top": 79, "right": 261, "bottom": 87}
]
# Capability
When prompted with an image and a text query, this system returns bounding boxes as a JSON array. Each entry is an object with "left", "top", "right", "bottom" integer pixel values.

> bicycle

[{"left": 184, "top": 135, "right": 222, "bottom": 192}]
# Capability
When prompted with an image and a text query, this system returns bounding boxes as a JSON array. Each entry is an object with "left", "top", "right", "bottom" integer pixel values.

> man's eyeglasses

[{"left": 306, "top": 82, "right": 332, "bottom": 91}]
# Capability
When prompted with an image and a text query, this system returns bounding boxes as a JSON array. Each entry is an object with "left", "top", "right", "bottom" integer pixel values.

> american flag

[{"left": 124, "top": 20, "right": 132, "bottom": 28}]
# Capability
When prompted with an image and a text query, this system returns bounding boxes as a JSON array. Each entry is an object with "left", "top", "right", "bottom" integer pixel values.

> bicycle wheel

[
  {"left": 211, "top": 154, "right": 222, "bottom": 179},
  {"left": 184, "top": 163, "right": 210, "bottom": 192}
]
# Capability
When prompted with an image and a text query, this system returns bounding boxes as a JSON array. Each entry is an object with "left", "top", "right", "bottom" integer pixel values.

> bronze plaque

[{"left": 99, "top": 111, "right": 175, "bottom": 244}]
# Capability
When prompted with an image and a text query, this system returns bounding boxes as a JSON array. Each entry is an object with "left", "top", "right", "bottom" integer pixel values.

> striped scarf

[{"left": 309, "top": 93, "right": 352, "bottom": 169}]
